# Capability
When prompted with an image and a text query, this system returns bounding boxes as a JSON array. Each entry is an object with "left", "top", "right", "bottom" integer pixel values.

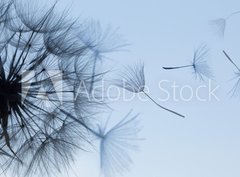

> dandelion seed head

[
  {"left": 209, "top": 18, "right": 226, "bottom": 37},
  {"left": 0, "top": 1, "right": 142, "bottom": 177},
  {"left": 0, "top": 1, "right": 112, "bottom": 176},
  {"left": 115, "top": 62, "right": 145, "bottom": 93},
  {"left": 79, "top": 20, "right": 128, "bottom": 57},
  {"left": 97, "top": 110, "right": 142, "bottom": 177},
  {"left": 192, "top": 45, "right": 214, "bottom": 81}
]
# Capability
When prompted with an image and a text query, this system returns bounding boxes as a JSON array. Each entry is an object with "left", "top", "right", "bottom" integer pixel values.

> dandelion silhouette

[
  {"left": 222, "top": 50, "right": 240, "bottom": 97},
  {"left": 210, "top": 11, "right": 240, "bottom": 37},
  {"left": 163, "top": 45, "right": 213, "bottom": 81},
  {"left": 116, "top": 62, "right": 185, "bottom": 118},
  {"left": 0, "top": 1, "right": 141, "bottom": 177}
]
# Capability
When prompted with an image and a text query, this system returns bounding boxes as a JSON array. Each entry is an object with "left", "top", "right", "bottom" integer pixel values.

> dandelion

[
  {"left": 222, "top": 50, "right": 240, "bottom": 97},
  {"left": 0, "top": 1, "right": 141, "bottom": 177},
  {"left": 116, "top": 62, "right": 185, "bottom": 118},
  {"left": 210, "top": 10, "right": 240, "bottom": 37},
  {"left": 163, "top": 44, "right": 213, "bottom": 81}
]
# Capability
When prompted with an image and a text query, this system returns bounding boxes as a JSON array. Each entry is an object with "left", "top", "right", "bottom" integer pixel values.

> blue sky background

[{"left": 27, "top": 0, "right": 240, "bottom": 177}]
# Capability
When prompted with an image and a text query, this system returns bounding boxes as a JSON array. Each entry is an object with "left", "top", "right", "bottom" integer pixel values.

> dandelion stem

[
  {"left": 163, "top": 65, "right": 192, "bottom": 70},
  {"left": 226, "top": 11, "right": 240, "bottom": 19},
  {"left": 222, "top": 50, "right": 240, "bottom": 72},
  {"left": 143, "top": 91, "right": 185, "bottom": 118}
]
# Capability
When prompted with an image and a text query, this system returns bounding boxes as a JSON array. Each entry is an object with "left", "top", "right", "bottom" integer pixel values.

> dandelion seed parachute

[
  {"left": 97, "top": 110, "right": 142, "bottom": 177},
  {"left": 210, "top": 11, "right": 240, "bottom": 37},
  {"left": 222, "top": 50, "right": 240, "bottom": 97},
  {"left": 78, "top": 20, "right": 128, "bottom": 92},
  {"left": 209, "top": 18, "right": 226, "bottom": 37},
  {"left": 163, "top": 44, "right": 214, "bottom": 81},
  {"left": 56, "top": 108, "right": 142, "bottom": 177},
  {"left": 115, "top": 62, "right": 185, "bottom": 118}
]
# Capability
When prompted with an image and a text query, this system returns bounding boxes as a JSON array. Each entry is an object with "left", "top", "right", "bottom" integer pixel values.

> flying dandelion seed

[
  {"left": 97, "top": 110, "right": 142, "bottom": 177},
  {"left": 115, "top": 62, "right": 185, "bottom": 118},
  {"left": 0, "top": 1, "right": 142, "bottom": 177},
  {"left": 163, "top": 44, "right": 214, "bottom": 81},
  {"left": 56, "top": 109, "right": 142, "bottom": 177},
  {"left": 78, "top": 20, "right": 128, "bottom": 93},
  {"left": 222, "top": 50, "right": 240, "bottom": 97},
  {"left": 210, "top": 10, "right": 240, "bottom": 37}
]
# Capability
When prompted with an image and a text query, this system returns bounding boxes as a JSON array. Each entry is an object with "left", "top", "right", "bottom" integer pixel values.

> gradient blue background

[{"left": 25, "top": 0, "right": 240, "bottom": 177}]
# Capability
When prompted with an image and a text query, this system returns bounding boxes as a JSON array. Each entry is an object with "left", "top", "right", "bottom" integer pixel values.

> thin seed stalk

[
  {"left": 143, "top": 91, "right": 185, "bottom": 118},
  {"left": 223, "top": 50, "right": 240, "bottom": 72},
  {"left": 163, "top": 65, "right": 192, "bottom": 70}
]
